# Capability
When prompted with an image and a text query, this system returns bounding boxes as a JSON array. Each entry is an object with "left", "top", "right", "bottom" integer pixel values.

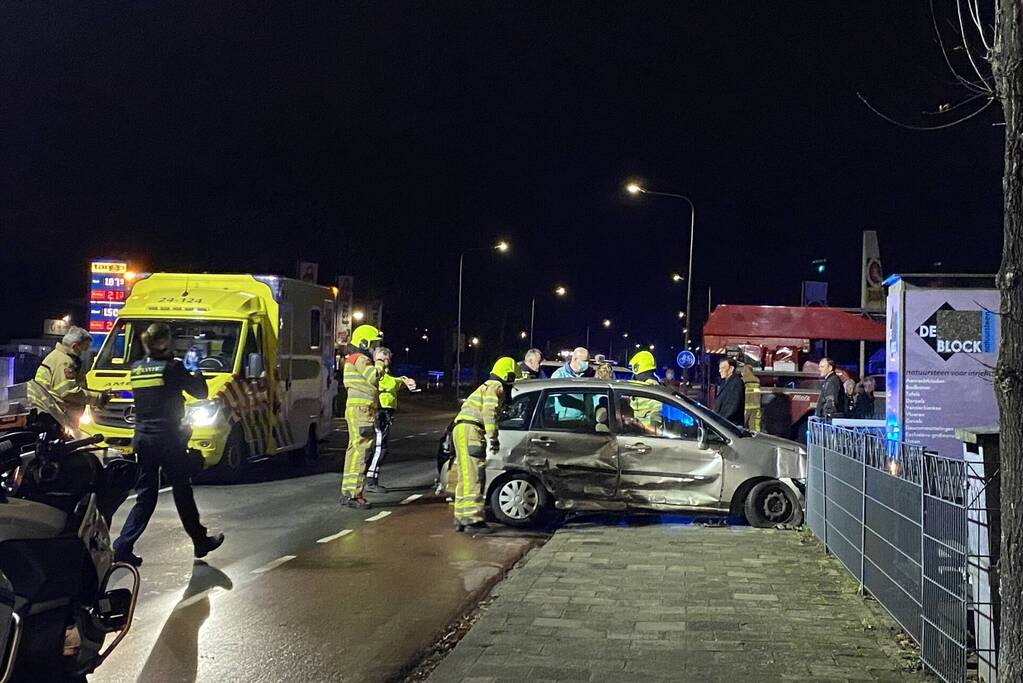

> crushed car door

[
  {"left": 613, "top": 389, "right": 724, "bottom": 509},
  {"left": 523, "top": 388, "right": 618, "bottom": 501}
]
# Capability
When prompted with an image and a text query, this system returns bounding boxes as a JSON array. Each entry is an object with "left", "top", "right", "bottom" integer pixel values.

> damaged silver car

[{"left": 480, "top": 378, "right": 806, "bottom": 528}]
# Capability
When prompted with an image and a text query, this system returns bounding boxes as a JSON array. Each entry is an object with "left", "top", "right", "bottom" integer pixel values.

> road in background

[{"left": 94, "top": 394, "right": 543, "bottom": 682}]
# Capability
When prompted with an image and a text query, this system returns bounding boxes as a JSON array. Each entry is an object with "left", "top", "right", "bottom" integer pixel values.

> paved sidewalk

[{"left": 428, "top": 522, "right": 928, "bottom": 682}]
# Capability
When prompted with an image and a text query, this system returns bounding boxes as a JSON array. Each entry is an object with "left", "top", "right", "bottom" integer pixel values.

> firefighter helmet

[
  {"left": 490, "top": 356, "right": 517, "bottom": 383},
  {"left": 629, "top": 350, "right": 656, "bottom": 375},
  {"left": 351, "top": 324, "right": 383, "bottom": 350}
]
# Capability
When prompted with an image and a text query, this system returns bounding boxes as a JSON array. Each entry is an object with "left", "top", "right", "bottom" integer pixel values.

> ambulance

[{"left": 81, "top": 273, "right": 337, "bottom": 482}]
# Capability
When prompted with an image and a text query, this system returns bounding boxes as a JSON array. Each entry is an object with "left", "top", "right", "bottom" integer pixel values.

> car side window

[
  {"left": 536, "top": 390, "right": 611, "bottom": 434},
  {"left": 498, "top": 392, "right": 539, "bottom": 431},
  {"left": 617, "top": 392, "right": 700, "bottom": 440}
]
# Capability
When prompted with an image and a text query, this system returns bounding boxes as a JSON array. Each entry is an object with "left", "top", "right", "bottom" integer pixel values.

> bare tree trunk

[{"left": 993, "top": 1, "right": 1023, "bottom": 678}]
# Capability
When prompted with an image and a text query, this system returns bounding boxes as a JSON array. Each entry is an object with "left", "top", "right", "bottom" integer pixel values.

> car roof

[
  {"left": 514, "top": 377, "right": 673, "bottom": 396},
  {"left": 539, "top": 360, "right": 632, "bottom": 373}
]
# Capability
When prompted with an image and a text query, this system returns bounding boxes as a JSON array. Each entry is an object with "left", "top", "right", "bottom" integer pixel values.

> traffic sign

[{"left": 676, "top": 350, "right": 696, "bottom": 369}]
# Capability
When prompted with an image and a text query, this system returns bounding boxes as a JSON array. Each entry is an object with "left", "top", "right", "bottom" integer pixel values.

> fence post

[
  {"left": 859, "top": 435, "right": 867, "bottom": 593},
  {"left": 919, "top": 451, "right": 927, "bottom": 672},
  {"left": 820, "top": 422, "right": 828, "bottom": 552}
]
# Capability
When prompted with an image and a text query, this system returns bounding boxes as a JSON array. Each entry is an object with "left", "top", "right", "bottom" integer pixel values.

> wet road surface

[{"left": 93, "top": 396, "right": 543, "bottom": 682}]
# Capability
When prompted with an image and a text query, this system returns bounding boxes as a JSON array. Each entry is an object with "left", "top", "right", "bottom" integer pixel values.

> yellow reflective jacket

[
  {"left": 456, "top": 379, "right": 504, "bottom": 440},
  {"left": 378, "top": 371, "right": 408, "bottom": 410},
  {"left": 34, "top": 343, "right": 101, "bottom": 410},
  {"left": 343, "top": 352, "right": 380, "bottom": 407},
  {"left": 631, "top": 378, "right": 663, "bottom": 428}
]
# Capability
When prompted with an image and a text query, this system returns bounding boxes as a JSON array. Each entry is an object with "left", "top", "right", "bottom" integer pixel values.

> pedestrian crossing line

[
  {"left": 400, "top": 494, "right": 422, "bottom": 505},
  {"left": 127, "top": 485, "right": 172, "bottom": 501},
  {"left": 251, "top": 555, "right": 297, "bottom": 574},
  {"left": 317, "top": 529, "right": 353, "bottom": 544},
  {"left": 364, "top": 511, "right": 392, "bottom": 522}
]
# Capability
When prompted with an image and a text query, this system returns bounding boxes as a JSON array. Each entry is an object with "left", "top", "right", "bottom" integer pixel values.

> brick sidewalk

[{"left": 427, "top": 522, "right": 929, "bottom": 682}]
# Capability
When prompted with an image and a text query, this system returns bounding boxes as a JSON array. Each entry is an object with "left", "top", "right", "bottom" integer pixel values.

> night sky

[{"left": 0, "top": 2, "right": 1004, "bottom": 365}]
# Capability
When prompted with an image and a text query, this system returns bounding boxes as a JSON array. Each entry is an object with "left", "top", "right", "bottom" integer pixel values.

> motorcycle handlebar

[{"left": 64, "top": 434, "right": 105, "bottom": 451}]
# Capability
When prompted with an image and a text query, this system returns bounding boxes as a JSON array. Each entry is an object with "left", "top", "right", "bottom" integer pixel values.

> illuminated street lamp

[
  {"left": 470, "top": 336, "right": 480, "bottom": 347},
  {"left": 626, "top": 181, "right": 696, "bottom": 348},
  {"left": 456, "top": 240, "right": 510, "bottom": 399},
  {"left": 519, "top": 330, "right": 528, "bottom": 340},
  {"left": 529, "top": 284, "right": 569, "bottom": 348},
  {"left": 649, "top": 345, "right": 655, "bottom": 350},
  {"left": 352, "top": 310, "right": 365, "bottom": 322},
  {"left": 671, "top": 273, "right": 683, "bottom": 283},
  {"left": 677, "top": 311, "right": 685, "bottom": 319},
  {"left": 602, "top": 319, "right": 611, "bottom": 328}
]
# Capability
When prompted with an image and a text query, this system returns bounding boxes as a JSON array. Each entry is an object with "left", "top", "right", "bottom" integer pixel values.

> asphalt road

[{"left": 93, "top": 395, "right": 541, "bottom": 683}]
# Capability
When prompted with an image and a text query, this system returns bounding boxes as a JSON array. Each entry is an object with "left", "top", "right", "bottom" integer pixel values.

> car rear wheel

[
  {"left": 744, "top": 480, "right": 802, "bottom": 528},
  {"left": 489, "top": 474, "right": 548, "bottom": 528}
]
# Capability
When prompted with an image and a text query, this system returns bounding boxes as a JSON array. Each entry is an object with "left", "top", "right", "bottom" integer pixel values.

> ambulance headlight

[{"left": 186, "top": 400, "right": 221, "bottom": 427}]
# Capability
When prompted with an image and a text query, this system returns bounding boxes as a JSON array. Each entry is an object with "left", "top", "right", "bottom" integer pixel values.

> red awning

[{"left": 703, "top": 305, "right": 885, "bottom": 346}]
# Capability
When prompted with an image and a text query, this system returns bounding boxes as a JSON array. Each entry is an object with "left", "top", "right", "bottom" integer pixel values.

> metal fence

[{"left": 806, "top": 420, "right": 999, "bottom": 683}]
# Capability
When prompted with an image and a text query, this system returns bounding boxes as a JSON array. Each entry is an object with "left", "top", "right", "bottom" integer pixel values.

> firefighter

[
  {"left": 628, "top": 350, "right": 663, "bottom": 431},
  {"left": 113, "top": 323, "right": 224, "bottom": 567},
  {"left": 34, "top": 326, "right": 110, "bottom": 418},
  {"left": 365, "top": 346, "right": 417, "bottom": 493},
  {"left": 341, "top": 324, "right": 384, "bottom": 508},
  {"left": 450, "top": 356, "right": 516, "bottom": 534}
]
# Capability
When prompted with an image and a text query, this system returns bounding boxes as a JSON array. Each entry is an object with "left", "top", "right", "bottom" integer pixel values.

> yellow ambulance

[{"left": 81, "top": 273, "right": 337, "bottom": 482}]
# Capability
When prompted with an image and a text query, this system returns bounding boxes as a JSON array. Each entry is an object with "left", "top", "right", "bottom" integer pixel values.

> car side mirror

[
  {"left": 246, "top": 353, "right": 265, "bottom": 380},
  {"left": 697, "top": 425, "right": 708, "bottom": 450}
]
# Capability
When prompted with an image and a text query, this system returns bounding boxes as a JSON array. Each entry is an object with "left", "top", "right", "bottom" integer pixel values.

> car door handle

[
  {"left": 530, "top": 437, "right": 557, "bottom": 447},
  {"left": 622, "top": 442, "right": 651, "bottom": 454}
]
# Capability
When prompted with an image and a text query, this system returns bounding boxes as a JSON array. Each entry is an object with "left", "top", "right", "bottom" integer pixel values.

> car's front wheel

[
  {"left": 744, "top": 479, "right": 803, "bottom": 528},
  {"left": 489, "top": 473, "right": 549, "bottom": 528}
]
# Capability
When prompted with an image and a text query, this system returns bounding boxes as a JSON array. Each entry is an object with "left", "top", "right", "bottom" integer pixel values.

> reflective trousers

[
  {"left": 367, "top": 409, "right": 393, "bottom": 481},
  {"left": 342, "top": 403, "right": 376, "bottom": 497},
  {"left": 451, "top": 423, "right": 486, "bottom": 525}
]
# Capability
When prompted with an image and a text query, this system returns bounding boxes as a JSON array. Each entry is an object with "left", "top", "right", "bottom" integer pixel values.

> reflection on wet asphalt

[{"left": 92, "top": 398, "right": 543, "bottom": 683}]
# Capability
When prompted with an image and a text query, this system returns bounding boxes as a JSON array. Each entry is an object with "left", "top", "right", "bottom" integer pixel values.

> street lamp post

[
  {"left": 627, "top": 183, "right": 696, "bottom": 348},
  {"left": 456, "top": 241, "right": 508, "bottom": 399},
  {"left": 529, "top": 284, "right": 567, "bottom": 350}
]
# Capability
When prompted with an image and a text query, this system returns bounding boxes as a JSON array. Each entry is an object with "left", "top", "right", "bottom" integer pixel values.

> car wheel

[
  {"left": 206, "top": 430, "right": 245, "bottom": 484},
  {"left": 489, "top": 474, "right": 548, "bottom": 528},
  {"left": 744, "top": 480, "right": 802, "bottom": 528}
]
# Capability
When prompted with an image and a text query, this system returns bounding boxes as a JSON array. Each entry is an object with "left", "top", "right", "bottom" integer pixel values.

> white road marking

[
  {"left": 364, "top": 511, "right": 392, "bottom": 522},
  {"left": 317, "top": 529, "right": 353, "bottom": 544},
  {"left": 126, "top": 485, "right": 172, "bottom": 501},
  {"left": 400, "top": 494, "right": 422, "bottom": 505},
  {"left": 251, "top": 555, "right": 297, "bottom": 574}
]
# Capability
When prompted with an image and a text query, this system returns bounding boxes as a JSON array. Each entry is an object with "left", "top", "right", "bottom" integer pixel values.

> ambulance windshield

[{"left": 94, "top": 319, "right": 243, "bottom": 374}]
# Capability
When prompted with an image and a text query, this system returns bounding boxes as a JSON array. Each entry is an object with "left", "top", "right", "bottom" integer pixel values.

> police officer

[
  {"left": 450, "top": 356, "right": 516, "bottom": 534},
  {"left": 365, "top": 346, "right": 416, "bottom": 493},
  {"left": 628, "top": 350, "right": 664, "bottom": 431},
  {"left": 341, "top": 324, "right": 384, "bottom": 508},
  {"left": 113, "top": 323, "right": 224, "bottom": 567}
]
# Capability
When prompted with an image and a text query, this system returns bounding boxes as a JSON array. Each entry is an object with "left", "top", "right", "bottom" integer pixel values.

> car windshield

[
  {"left": 672, "top": 390, "right": 754, "bottom": 437},
  {"left": 94, "top": 319, "right": 243, "bottom": 374}
]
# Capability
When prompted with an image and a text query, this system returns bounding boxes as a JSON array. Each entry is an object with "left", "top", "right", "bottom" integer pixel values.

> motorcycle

[{"left": 0, "top": 382, "right": 140, "bottom": 682}]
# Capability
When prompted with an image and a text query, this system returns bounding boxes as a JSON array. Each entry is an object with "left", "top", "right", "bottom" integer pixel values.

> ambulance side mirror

[{"left": 246, "top": 353, "right": 265, "bottom": 380}]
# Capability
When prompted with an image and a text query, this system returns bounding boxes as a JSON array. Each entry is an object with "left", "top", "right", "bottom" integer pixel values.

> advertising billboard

[{"left": 886, "top": 278, "right": 999, "bottom": 459}]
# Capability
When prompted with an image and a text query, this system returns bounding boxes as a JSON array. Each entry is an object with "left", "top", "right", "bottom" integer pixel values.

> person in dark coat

[
  {"left": 715, "top": 358, "right": 745, "bottom": 425},
  {"left": 851, "top": 377, "right": 877, "bottom": 419},
  {"left": 814, "top": 357, "right": 844, "bottom": 420}
]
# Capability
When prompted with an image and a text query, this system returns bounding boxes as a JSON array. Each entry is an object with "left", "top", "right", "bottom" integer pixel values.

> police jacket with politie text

[{"left": 130, "top": 356, "right": 208, "bottom": 434}]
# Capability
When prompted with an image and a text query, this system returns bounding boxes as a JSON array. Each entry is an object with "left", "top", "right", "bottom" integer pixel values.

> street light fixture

[
  {"left": 470, "top": 336, "right": 480, "bottom": 347},
  {"left": 602, "top": 319, "right": 611, "bottom": 328},
  {"left": 529, "top": 284, "right": 569, "bottom": 348},
  {"left": 625, "top": 181, "right": 697, "bottom": 349},
  {"left": 520, "top": 330, "right": 528, "bottom": 340},
  {"left": 456, "top": 240, "right": 510, "bottom": 399},
  {"left": 677, "top": 311, "right": 685, "bottom": 319},
  {"left": 352, "top": 310, "right": 365, "bottom": 322},
  {"left": 671, "top": 273, "right": 683, "bottom": 283}
]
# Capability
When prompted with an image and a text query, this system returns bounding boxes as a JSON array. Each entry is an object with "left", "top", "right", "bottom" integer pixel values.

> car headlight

[{"left": 186, "top": 399, "right": 222, "bottom": 427}]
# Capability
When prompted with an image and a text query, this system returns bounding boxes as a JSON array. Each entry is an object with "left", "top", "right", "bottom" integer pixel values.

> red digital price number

[
  {"left": 90, "top": 290, "right": 126, "bottom": 302},
  {"left": 88, "top": 319, "right": 115, "bottom": 333}
]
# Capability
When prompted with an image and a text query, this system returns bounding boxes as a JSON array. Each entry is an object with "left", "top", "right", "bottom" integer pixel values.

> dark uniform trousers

[{"left": 113, "top": 430, "right": 206, "bottom": 555}]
